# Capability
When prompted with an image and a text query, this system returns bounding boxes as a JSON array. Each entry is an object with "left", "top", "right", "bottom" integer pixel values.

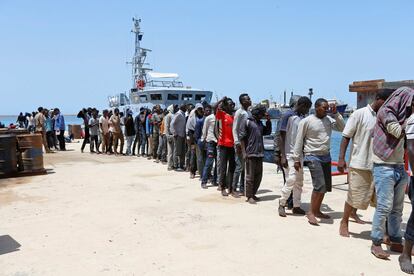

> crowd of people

[
  {"left": 20, "top": 87, "right": 414, "bottom": 274},
  {"left": 14, "top": 108, "right": 66, "bottom": 152}
]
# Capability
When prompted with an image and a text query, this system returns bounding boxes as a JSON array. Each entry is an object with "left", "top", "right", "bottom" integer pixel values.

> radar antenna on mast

[{"left": 126, "top": 17, "right": 152, "bottom": 89}]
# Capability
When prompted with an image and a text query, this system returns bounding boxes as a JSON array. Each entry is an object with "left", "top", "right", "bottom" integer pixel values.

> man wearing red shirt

[{"left": 216, "top": 97, "right": 238, "bottom": 197}]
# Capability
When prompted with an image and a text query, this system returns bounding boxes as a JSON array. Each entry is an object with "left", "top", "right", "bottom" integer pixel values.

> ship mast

[{"left": 130, "top": 18, "right": 151, "bottom": 89}]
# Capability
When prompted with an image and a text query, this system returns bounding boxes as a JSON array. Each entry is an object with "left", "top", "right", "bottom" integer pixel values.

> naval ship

[{"left": 108, "top": 18, "right": 213, "bottom": 114}]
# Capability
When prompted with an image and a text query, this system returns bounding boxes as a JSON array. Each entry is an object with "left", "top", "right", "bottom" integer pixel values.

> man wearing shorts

[
  {"left": 293, "top": 98, "right": 345, "bottom": 225},
  {"left": 337, "top": 90, "right": 393, "bottom": 237}
]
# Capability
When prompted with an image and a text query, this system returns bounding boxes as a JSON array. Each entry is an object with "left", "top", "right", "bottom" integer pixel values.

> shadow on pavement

[{"left": 0, "top": 235, "right": 21, "bottom": 255}]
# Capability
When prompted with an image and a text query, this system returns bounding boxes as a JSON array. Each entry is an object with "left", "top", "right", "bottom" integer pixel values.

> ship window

[
  {"left": 168, "top": 94, "right": 179, "bottom": 100},
  {"left": 150, "top": 94, "right": 162, "bottom": 101},
  {"left": 139, "top": 95, "right": 148, "bottom": 102},
  {"left": 195, "top": 94, "right": 206, "bottom": 101},
  {"left": 182, "top": 94, "right": 193, "bottom": 101}
]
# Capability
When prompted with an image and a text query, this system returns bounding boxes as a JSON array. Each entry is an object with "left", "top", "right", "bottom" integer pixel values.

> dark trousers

[
  {"left": 139, "top": 130, "right": 146, "bottom": 155},
  {"left": 90, "top": 135, "right": 99, "bottom": 152},
  {"left": 218, "top": 146, "right": 236, "bottom": 192},
  {"left": 57, "top": 131, "right": 65, "bottom": 150},
  {"left": 152, "top": 132, "right": 159, "bottom": 159},
  {"left": 190, "top": 144, "right": 197, "bottom": 174},
  {"left": 132, "top": 132, "right": 140, "bottom": 154},
  {"left": 406, "top": 176, "right": 414, "bottom": 242},
  {"left": 245, "top": 157, "right": 263, "bottom": 199},
  {"left": 174, "top": 136, "right": 185, "bottom": 169},
  {"left": 201, "top": 142, "right": 217, "bottom": 184},
  {"left": 46, "top": 131, "right": 54, "bottom": 149},
  {"left": 81, "top": 128, "right": 90, "bottom": 151}
]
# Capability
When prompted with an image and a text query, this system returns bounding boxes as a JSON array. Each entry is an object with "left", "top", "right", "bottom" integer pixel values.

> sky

[{"left": 1, "top": 0, "right": 413, "bottom": 114}]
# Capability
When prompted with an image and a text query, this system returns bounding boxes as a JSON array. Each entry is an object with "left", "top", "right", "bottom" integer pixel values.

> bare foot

[
  {"left": 350, "top": 212, "right": 366, "bottom": 224},
  {"left": 315, "top": 212, "right": 331, "bottom": 219},
  {"left": 307, "top": 213, "right": 319, "bottom": 226},
  {"left": 399, "top": 255, "right": 414, "bottom": 274},
  {"left": 371, "top": 245, "right": 390, "bottom": 259},
  {"left": 339, "top": 220, "right": 350, "bottom": 237}
]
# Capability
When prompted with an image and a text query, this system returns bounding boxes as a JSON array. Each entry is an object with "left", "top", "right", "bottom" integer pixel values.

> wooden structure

[
  {"left": 68, "top": 124, "right": 82, "bottom": 139},
  {"left": 349, "top": 79, "right": 414, "bottom": 108},
  {"left": 0, "top": 131, "right": 47, "bottom": 178}
]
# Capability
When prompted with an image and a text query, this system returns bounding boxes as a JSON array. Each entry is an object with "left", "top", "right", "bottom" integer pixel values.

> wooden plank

[
  {"left": 349, "top": 85, "right": 380, "bottom": 93},
  {"left": 352, "top": 79, "right": 385, "bottom": 86}
]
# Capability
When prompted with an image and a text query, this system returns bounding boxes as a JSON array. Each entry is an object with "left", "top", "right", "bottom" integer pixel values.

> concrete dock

[{"left": 0, "top": 141, "right": 410, "bottom": 275}]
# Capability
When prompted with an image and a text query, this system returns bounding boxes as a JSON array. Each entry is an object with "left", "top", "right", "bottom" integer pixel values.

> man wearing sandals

[{"left": 293, "top": 98, "right": 345, "bottom": 225}]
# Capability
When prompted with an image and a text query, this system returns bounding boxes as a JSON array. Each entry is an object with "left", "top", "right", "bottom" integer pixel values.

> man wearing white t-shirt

[{"left": 337, "top": 90, "right": 393, "bottom": 237}]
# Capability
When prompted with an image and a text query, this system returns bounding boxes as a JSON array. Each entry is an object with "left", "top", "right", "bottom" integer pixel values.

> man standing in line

[
  {"left": 124, "top": 111, "right": 136, "bottom": 156},
  {"left": 370, "top": 87, "right": 413, "bottom": 259},
  {"left": 54, "top": 108, "right": 66, "bottom": 151},
  {"left": 399, "top": 111, "right": 414, "bottom": 274},
  {"left": 164, "top": 105, "right": 176, "bottom": 170},
  {"left": 274, "top": 95, "right": 301, "bottom": 210},
  {"left": 278, "top": 96, "right": 312, "bottom": 217},
  {"left": 146, "top": 109, "right": 153, "bottom": 159},
  {"left": 151, "top": 105, "right": 162, "bottom": 161},
  {"left": 194, "top": 105, "right": 211, "bottom": 183},
  {"left": 132, "top": 110, "right": 142, "bottom": 156},
  {"left": 138, "top": 108, "right": 147, "bottom": 156},
  {"left": 337, "top": 90, "right": 393, "bottom": 237},
  {"left": 239, "top": 105, "right": 272, "bottom": 204},
  {"left": 232, "top": 93, "right": 252, "bottom": 195},
  {"left": 189, "top": 104, "right": 204, "bottom": 178},
  {"left": 34, "top": 107, "right": 52, "bottom": 153},
  {"left": 89, "top": 111, "right": 100, "bottom": 153},
  {"left": 99, "top": 109, "right": 110, "bottom": 154},
  {"left": 171, "top": 104, "right": 187, "bottom": 171},
  {"left": 216, "top": 97, "right": 237, "bottom": 197},
  {"left": 185, "top": 104, "right": 195, "bottom": 171},
  {"left": 293, "top": 98, "right": 345, "bottom": 225},
  {"left": 201, "top": 105, "right": 218, "bottom": 189},
  {"left": 187, "top": 104, "right": 203, "bottom": 178},
  {"left": 110, "top": 108, "right": 124, "bottom": 155}
]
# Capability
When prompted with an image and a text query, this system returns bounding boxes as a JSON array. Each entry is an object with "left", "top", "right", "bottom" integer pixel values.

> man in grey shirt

[
  {"left": 232, "top": 93, "right": 252, "bottom": 195},
  {"left": 164, "top": 104, "right": 176, "bottom": 170},
  {"left": 171, "top": 104, "right": 187, "bottom": 171},
  {"left": 293, "top": 98, "right": 345, "bottom": 226}
]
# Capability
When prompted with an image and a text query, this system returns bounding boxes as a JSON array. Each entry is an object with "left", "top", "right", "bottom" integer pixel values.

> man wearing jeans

[
  {"left": 370, "top": 87, "right": 414, "bottom": 259},
  {"left": 201, "top": 106, "right": 217, "bottom": 189},
  {"left": 232, "top": 93, "right": 252, "bottom": 195}
]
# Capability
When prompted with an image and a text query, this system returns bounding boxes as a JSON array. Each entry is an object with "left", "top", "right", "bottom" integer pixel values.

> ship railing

[{"left": 147, "top": 80, "right": 184, "bottom": 88}]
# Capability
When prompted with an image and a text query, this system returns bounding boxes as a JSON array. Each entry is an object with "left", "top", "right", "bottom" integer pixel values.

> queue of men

[
  {"left": 15, "top": 107, "right": 66, "bottom": 153},
  {"left": 77, "top": 87, "right": 414, "bottom": 274}
]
